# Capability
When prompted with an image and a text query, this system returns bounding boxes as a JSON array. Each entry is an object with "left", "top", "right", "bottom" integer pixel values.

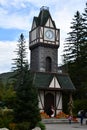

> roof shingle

[{"left": 32, "top": 72, "right": 75, "bottom": 91}]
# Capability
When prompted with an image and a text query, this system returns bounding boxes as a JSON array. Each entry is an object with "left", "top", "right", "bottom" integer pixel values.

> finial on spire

[{"left": 40, "top": 6, "right": 49, "bottom": 11}]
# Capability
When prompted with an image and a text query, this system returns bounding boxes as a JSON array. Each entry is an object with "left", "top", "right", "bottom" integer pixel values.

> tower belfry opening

[{"left": 46, "top": 57, "right": 52, "bottom": 72}]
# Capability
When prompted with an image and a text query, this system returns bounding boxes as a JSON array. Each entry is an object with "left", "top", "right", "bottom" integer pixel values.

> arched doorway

[{"left": 44, "top": 93, "right": 54, "bottom": 116}]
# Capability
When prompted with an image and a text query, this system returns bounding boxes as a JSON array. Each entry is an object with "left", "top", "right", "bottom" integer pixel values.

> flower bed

[
  {"left": 56, "top": 111, "right": 68, "bottom": 118},
  {"left": 40, "top": 111, "right": 78, "bottom": 122},
  {"left": 40, "top": 111, "right": 50, "bottom": 119}
]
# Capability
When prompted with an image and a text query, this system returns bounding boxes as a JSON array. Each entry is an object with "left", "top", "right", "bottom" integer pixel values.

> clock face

[{"left": 45, "top": 29, "right": 54, "bottom": 39}]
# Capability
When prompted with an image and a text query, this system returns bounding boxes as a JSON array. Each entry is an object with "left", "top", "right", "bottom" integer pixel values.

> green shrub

[
  {"left": 0, "top": 117, "right": 13, "bottom": 128},
  {"left": 36, "top": 121, "right": 46, "bottom": 130},
  {"left": 14, "top": 122, "right": 30, "bottom": 130},
  {"left": 0, "top": 108, "right": 13, "bottom": 128},
  {"left": 73, "top": 99, "right": 87, "bottom": 115}
]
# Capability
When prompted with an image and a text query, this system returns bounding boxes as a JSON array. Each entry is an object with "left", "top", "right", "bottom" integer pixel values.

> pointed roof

[
  {"left": 32, "top": 72, "right": 75, "bottom": 92},
  {"left": 33, "top": 6, "right": 56, "bottom": 28}
]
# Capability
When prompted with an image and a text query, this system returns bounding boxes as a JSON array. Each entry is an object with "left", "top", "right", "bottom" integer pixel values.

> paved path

[{"left": 46, "top": 123, "right": 87, "bottom": 130}]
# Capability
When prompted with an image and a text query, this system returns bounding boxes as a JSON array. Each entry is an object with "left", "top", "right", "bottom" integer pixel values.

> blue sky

[{"left": 0, "top": 0, "right": 87, "bottom": 73}]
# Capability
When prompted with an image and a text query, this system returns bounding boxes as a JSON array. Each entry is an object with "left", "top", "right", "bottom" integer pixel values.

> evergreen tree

[
  {"left": 63, "top": 9, "right": 87, "bottom": 100},
  {"left": 12, "top": 33, "right": 28, "bottom": 89},
  {"left": 63, "top": 11, "right": 84, "bottom": 64},
  {"left": 12, "top": 34, "right": 41, "bottom": 129},
  {"left": 14, "top": 70, "right": 41, "bottom": 128},
  {"left": 63, "top": 11, "right": 84, "bottom": 88},
  {"left": 82, "top": 2, "right": 87, "bottom": 67},
  {"left": 80, "top": 2, "right": 87, "bottom": 99}
]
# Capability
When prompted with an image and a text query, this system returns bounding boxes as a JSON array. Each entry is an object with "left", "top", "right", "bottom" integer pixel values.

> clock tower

[
  {"left": 29, "top": 6, "right": 60, "bottom": 72},
  {"left": 29, "top": 6, "right": 75, "bottom": 116}
]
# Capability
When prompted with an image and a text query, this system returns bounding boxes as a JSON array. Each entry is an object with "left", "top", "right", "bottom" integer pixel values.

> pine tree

[
  {"left": 61, "top": 2, "right": 87, "bottom": 113},
  {"left": 82, "top": 2, "right": 87, "bottom": 67},
  {"left": 63, "top": 11, "right": 84, "bottom": 64},
  {"left": 80, "top": 2, "right": 87, "bottom": 98},
  {"left": 63, "top": 8, "right": 87, "bottom": 99},
  {"left": 12, "top": 33, "right": 28, "bottom": 89},
  {"left": 12, "top": 34, "right": 41, "bottom": 129},
  {"left": 14, "top": 70, "right": 41, "bottom": 128},
  {"left": 63, "top": 11, "right": 84, "bottom": 88}
]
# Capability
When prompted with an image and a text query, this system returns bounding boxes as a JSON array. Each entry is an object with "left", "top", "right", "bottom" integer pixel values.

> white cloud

[
  {"left": 0, "top": 40, "right": 30, "bottom": 74},
  {"left": 0, "top": 0, "right": 7, "bottom": 6},
  {"left": 0, "top": 13, "right": 29, "bottom": 30},
  {"left": 0, "top": 0, "right": 27, "bottom": 9},
  {"left": 0, "top": 41, "right": 16, "bottom": 73}
]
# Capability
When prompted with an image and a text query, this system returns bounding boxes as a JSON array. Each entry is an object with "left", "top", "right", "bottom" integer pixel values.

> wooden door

[{"left": 44, "top": 93, "right": 54, "bottom": 116}]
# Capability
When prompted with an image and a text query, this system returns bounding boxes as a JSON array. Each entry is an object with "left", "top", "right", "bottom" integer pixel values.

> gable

[
  {"left": 31, "top": 17, "right": 37, "bottom": 29},
  {"left": 49, "top": 76, "right": 61, "bottom": 88},
  {"left": 31, "top": 20, "right": 36, "bottom": 29},
  {"left": 45, "top": 18, "right": 54, "bottom": 28},
  {"left": 31, "top": 16, "right": 39, "bottom": 29}
]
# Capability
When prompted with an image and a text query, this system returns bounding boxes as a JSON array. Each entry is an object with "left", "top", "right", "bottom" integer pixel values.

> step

[{"left": 42, "top": 118, "right": 78, "bottom": 124}]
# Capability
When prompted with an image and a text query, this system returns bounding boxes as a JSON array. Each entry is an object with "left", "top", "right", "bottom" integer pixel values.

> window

[{"left": 46, "top": 57, "right": 52, "bottom": 72}]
